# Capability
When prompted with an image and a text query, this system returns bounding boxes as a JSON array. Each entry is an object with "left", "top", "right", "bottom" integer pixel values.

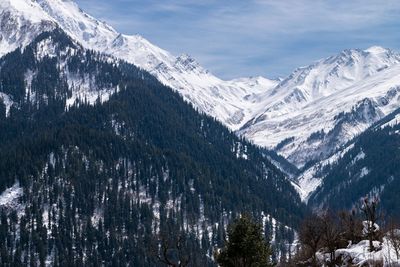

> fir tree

[{"left": 215, "top": 214, "right": 273, "bottom": 267}]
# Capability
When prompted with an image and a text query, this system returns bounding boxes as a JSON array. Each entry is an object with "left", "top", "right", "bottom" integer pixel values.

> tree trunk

[{"left": 369, "top": 236, "right": 373, "bottom": 252}]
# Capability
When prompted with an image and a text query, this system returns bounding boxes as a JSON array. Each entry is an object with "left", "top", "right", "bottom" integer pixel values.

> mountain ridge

[
  {"left": 3, "top": 0, "right": 400, "bottom": 199},
  {"left": 0, "top": 0, "right": 280, "bottom": 132},
  {"left": 0, "top": 28, "right": 304, "bottom": 265},
  {"left": 239, "top": 47, "right": 400, "bottom": 167},
  {"left": 307, "top": 107, "right": 400, "bottom": 217}
]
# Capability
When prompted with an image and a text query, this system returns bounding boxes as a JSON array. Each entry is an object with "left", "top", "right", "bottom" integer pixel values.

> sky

[{"left": 75, "top": 0, "right": 400, "bottom": 80}]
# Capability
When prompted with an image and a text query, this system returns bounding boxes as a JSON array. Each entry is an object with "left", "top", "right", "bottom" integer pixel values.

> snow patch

[
  {"left": 380, "top": 113, "right": 400, "bottom": 129},
  {"left": 320, "top": 238, "right": 400, "bottom": 266},
  {"left": 91, "top": 208, "right": 103, "bottom": 228},
  {"left": 351, "top": 150, "right": 366, "bottom": 165},
  {"left": 0, "top": 93, "right": 14, "bottom": 116},
  {"left": 0, "top": 182, "right": 23, "bottom": 208},
  {"left": 359, "top": 167, "right": 370, "bottom": 178},
  {"left": 65, "top": 73, "right": 118, "bottom": 107},
  {"left": 35, "top": 37, "right": 57, "bottom": 60},
  {"left": 296, "top": 144, "right": 354, "bottom": 202},
  {"left": 365, "top": 46, "right": 389, "bottom": 54}
]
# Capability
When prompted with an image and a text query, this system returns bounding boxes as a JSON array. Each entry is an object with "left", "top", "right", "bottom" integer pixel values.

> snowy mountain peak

[
  {"left": 274, "top": 46, "right": 400, "bottom": 101},
  {"left": 0, "top": 0, "right": 53, "bottom": 23},
  {"left": 0, "top": 0, "right": 56, "bottom": 55},
  {"left": 230, "top": 76, "right": 279, "bottom": 92},
  {"left": 177, "top": 53, "right": 195, "bottom": 62},
  {"left": 5, "top": 0, "right": 400, "bottom": 173},
  {"left": 240, "top": 46, "right": 400, "bottom": 167},
  {"left": 0, "top": 0, "right": 279, "bottom": 131},
  {"left": 364, "top": 45, "right": 389, "bottom": 54},
  {"left": 174, "top": 54, "right": 208, "bottom": 74}
]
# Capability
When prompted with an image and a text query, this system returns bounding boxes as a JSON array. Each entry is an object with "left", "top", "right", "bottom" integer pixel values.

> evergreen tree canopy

[
  {"left": 215, "top": 214, "right": 273, "bottom": 267},
  {"left": 309, "top": 107, "right": 400, "bottom": 218},
  {"left": 0, "top": 29, "right": 305, "bottom": 266}
]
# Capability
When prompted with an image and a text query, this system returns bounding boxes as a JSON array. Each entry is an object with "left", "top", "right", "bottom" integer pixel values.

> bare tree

[
  {"left": 299, "top": 215, "right": 324, "bottom": 266},
  {"left": 320, "top": 212, "right": 342, "bottom": 266},
  {"left": 361, "top": 197, "right": 380, "bottom": 252},
  {"left": 387, "top": 218, "right": 400, "bottom": 261},
  {"left": 338, "top": 209, "right": 363, "bottom": 245}
]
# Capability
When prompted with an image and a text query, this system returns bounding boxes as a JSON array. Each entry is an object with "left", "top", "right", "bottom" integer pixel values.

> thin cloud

[{"left": 75, "top": 0, "right": 400, "bottom": 79}]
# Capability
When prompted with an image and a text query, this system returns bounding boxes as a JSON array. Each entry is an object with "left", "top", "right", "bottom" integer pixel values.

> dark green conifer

[{"left": 215, "top": 214, "right": 273, "bottom": 267}]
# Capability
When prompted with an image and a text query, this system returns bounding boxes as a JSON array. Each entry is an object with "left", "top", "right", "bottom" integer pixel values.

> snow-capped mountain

[
  {"left": 306, "top": 107, "right": 400, "bottom": 214},
  {"left": 0, "top": 0, "right": 278, "bottom": 131},
  {"left": 0, "top": 27, "right": 304, "bottom": 265},
  {"left": 0, "top": 28, "right": 124, "bottom": 115},
  {"left": 0, "top": 0, "right": 56, "bottom": 55},
  {"left": 239, "top": 47, "right": 400, "bottom": 167},
  {"left": 3, "top": 0, "right": 400, "bottom": 173}
]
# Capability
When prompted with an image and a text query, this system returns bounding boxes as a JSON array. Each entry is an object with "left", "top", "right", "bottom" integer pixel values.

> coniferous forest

[
  {"left": 0, "top": 29, "right": 305, "bottom": 266},
  {"left": 4, "top": 1, "right": 400, "bottom": 266},
  {"left": 309, "top": 108, "right": 400, "bottom": 218}
]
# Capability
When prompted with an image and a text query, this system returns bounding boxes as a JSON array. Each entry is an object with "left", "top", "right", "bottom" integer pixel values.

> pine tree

[{"left": 215, "top": 214, "right": 273, "bottom": 267}]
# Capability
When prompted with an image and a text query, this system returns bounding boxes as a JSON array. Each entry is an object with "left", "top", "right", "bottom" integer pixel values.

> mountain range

[
  {"left": 307, "top": 107, "right": 400, "bottom": 215},
  {"left": 0, "top": 1, "right": 307, "bottom": 265},
  {"left": 3, "top": 0, "right": 400, "bottom": 170},
  {"left": 1, "top": 0, "right": 400, "bottom": 264}
]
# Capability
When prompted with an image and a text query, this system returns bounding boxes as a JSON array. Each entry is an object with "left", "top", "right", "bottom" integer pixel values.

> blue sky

[{"left": 75, "top": 0, "right": 400, "bottom": 79}]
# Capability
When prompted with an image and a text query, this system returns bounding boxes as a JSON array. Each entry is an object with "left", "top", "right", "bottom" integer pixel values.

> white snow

[
  {"left": 239, "top": 48, "right": 400, "bottom": 167},
  {"left": 0, "top": 0, "right": 53, "bottom": 24},
  {"left": 362, "top": 221, "right": 380, "bottom": 236},
  {"left": 295, "top": 144, "right": 354, "bottom": 202},
  {"left": 3, "top": 0, "right": 400, "bottom": 191},
  {"left": 315, "top": 223, "right": 400, "bottom": 266},
  {"left": 0, "top": 182, "right": 23, "bottom": 208},
  {"left": 91, "top": 208, "right": 103, "bottom": 228},
  {"left": 317, "top": 238, "right": 400, "bottom": 266},
  {"left": 0, "top": 0, "right": 279, "bottom": 132},
  {"left": 35, "top": 37, "right": 57, "bottom": 60},
  {"left": 365, "top": 46, "right": 389, "bottom": 54},
  {"left": 0, "top": 93, "right": 14, "bottom": 116},
  {"left": 261, "top": 212, "right": 299, "bottom": 260},
  {"left": 359, "top": 167, "right": 370, "bottom": 178},
  {"left": 380, "top": 113, "right": 400, "bottom": 129},
  {"left": 0, "top": 0, "right": 56, "bottom": 56},
  {"left": 352, "top": 150, "right": 366, "bottom": 165},
  {"left": 296, "top": 169, "right": 324, "bottom": 203}
]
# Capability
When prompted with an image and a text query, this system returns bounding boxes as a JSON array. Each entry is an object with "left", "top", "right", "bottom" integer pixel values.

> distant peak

[
  {"left": 174, "top": 54, "right": 210, "bottom": 74},
  {"left": 364, "top": 46, "right": 388, "bottom": 54},
  {"left": 177, "top": 53, "right": 194, "bottom": 61},
  {"left": 176, "top": 53, "right": 199, "bottom": 66}
]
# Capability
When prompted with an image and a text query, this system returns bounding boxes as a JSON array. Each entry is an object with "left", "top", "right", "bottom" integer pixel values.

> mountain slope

[
  {"left": 0, "top": 0, "right": 279, "bottom": 131},
  {"left": 307, "top": 108, "right": 400, "bottom": 216},
  {"left": 239, "top": 47, "right": 400, "bottom": 167},
  {"left": 4, "top": 0, "right": 400, "bottom": 215},
  {"left": 0, "top": 29, "right": 304, "bottom": 266},
  {"left": 0, "top": 0, "right": 56, "bottom": 55},
  {"left": 5, "top": 0, "right": 400, "bottom": 173}
]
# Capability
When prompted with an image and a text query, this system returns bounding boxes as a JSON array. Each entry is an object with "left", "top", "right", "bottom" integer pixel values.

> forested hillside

[
  {"left": 309, "top": 108, "right": 400, "bottom": 218},
  {"left": 0, "top": 29, "right": 305, "bottom": 266}
]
